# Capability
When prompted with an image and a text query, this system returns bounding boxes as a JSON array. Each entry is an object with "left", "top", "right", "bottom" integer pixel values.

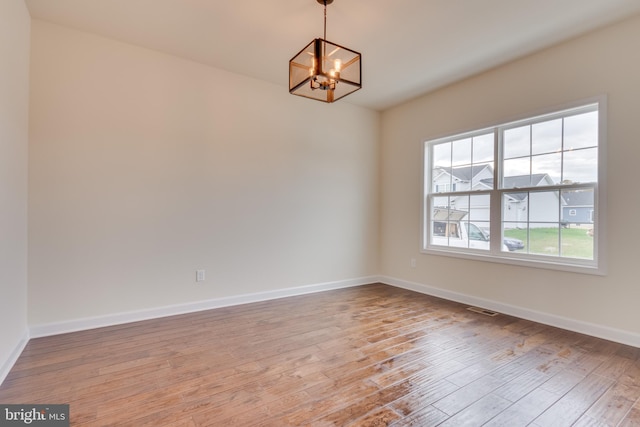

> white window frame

[{"left": 422, "top": 98, "right": 607, "bottom": 275}]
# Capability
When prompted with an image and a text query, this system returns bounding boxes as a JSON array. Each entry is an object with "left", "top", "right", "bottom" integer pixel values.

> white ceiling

[{"left": 24, "top": 0, "right": 640, "bottom": 111}]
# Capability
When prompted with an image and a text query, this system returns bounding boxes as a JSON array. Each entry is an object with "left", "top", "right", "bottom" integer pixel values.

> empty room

[{"left": 1, "top": 0, "right": 640, "bottom": 425}]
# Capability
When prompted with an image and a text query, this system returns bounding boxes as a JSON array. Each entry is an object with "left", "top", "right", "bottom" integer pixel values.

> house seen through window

[{"left": 423, "top": 102, "right": 603, "bottom": 273}]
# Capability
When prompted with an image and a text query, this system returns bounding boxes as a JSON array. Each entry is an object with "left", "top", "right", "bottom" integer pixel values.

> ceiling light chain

[{"left": 323, "top": 0, "right": 327, "bottom": 41}]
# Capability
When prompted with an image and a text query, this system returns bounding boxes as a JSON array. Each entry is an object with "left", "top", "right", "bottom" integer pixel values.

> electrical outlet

[
  {"left": 196, "top": 269, "right": 206, "bottom": 282},
  {"left": 410, "top": 258, "right": 416, "bottom": 268}
]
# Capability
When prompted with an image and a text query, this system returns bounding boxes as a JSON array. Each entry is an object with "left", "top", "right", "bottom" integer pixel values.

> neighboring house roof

[
  {"left": 434, "top": 165, "right": 491, "bottom": 182},
  {"left": 480, "top": 174, "right": 558, "bottom": 202},
  {"left": 480, "top": 173, "right": 551, "bottom": 190},
  {"left": 510, "top": 173, "right": 552, "bottom": 188},
  {"left": 438, "top": 166, "right": 552, "bottom": 190},
  {"left": 437, "top": 166, "right": 566, "bottom": 203}
]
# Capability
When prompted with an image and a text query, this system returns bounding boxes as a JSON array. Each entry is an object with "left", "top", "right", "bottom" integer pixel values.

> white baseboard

[
  {"left": 0, "top": 329, "right": 29, "bottom": 386},
  {"left": 29, "top": 276, "right": 377, "bottom": 338},
  {"left": 24, "top": 274, "right": 640, "bottom": 349},
  {"left": 380, "top": 276, "right": 640, "bottom": 348}
]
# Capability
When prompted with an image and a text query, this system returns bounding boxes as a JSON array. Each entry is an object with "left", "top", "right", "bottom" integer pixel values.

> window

[{"left": 423, "top": 101, "right": 604, "bottom": 274}]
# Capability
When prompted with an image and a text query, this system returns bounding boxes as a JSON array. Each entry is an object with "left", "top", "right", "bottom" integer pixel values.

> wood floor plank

[
  {"left": 431, "top": 374, "right": 507, "bottom": 416},
  {"left": 533, "top": 372, "right": 616, "bottom": 426},
  {"left": 345, "top": 406, "right": 403, "bottom": 427},
  {"left": 388, "top": 378, "right": 459, "bottom": 417},
  {"left": 389, "top": 404, "right": 449, "bottom": 427},
  {"left": 619, "top": 398, "right": 640, "bottom": 427},
  {"left": 438, "top": 393, "right": 512, "bottom": 426},
  {"left": 484, "top": 388, "right": 560, "bottom": 426},
  {"left": 311, "top": 381, "right": 414, "bottom": 426},
  {"left": 539, "top": 368, "right": 586, "bottom": 396},
  {"left": 0, "top": 283, "right": 638, "bottom": 426},
  {"left": 493, "top": 366, "right": 557, "bottom": 403},
  {"left": 574, "top": 362, "right": 640, "bottom": 426}
]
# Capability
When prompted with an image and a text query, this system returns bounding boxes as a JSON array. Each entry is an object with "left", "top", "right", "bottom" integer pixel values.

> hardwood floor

[{"left": 1, "top": 283, "right": 639, "bottom": 426}]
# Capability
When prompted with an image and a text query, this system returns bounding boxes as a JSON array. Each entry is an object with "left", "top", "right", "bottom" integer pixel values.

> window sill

[{"left": 422, "top": 246, "right": 605, "bottom": 276}]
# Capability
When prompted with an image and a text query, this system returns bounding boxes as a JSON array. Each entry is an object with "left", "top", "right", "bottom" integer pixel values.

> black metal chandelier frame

[{"left": 288, "top": 0, "right": 362, "bottom": 103}]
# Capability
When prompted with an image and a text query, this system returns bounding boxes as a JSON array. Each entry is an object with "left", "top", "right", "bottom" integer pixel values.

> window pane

[
  {"left": 503, "top": 227, "right": 528, "bottom": 253},
  {"left": 532, "top": 118, "right": 562, "bottom": 155},
  {"left": 529, "top": 223, "right": 559, "bottom": 256},
  {"left": 563, "top": 147, "right": 598, "bottom": 184},
  {"left": 473, "top": 133, "right": 494, "bottom": 163},
  {"left": 429, "top": 197, "right": 493, "bottom": 251},
  {"left": 468, "top": 194, "right": 490, "bottom": 221},
  {"left": 432, "top": 196, "right": 450, "bottom": 211},
  {"left": 561, "top": 188, "right": 596, "bottom": 261},
  {"left": 529, "top": 191, "right": 559, "bottom": 222},
  {"left": 503, "top": 192, "right": 528, "bottom": 229},
  {"left": 503, "top": 158, "right": 531, "bottom": 188},
  {"left": 504, "top": 125, "right": 530, "bottom": 159},
  {"left": 431, "top": 197, "right": 452, "bottom": 245},
  {"left": 561, "top": 188, "right": 594, "bottom": 226},
  {"left": 433, "top": 142, "right": 451, "bottom": 168},
  {"left": 564, "top": 111, "right": 598, "bottom": 150},
  {"left": 502, "top": 193, "right": 529, "bottom": 254},
  {"left": 561, "top": 226, "right": 594, "bottom": 260},
  {"left": 531, "top": 152, "right": 561, "bottom": 185},
  {"left": 471, "top": 162, "right": 493, "bottom": 188},
  {"left": 431, "top": 199, "right": 471, "bottom": 249},
  {"left": 451, "top": 194, "right": 468, "bottom": 213},
  {"left": 432, "top": 166, "right": 452, "bottom": 193},
  {"left": 465, "top": 221, "right": 490, "bottom": 250},
  {"left": 452, "top": 137, "right": 472, "bottom": 166}
]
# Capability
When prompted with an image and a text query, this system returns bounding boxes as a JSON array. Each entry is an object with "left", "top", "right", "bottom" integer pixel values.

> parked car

[
  {"left": 479, "top": 225, "right": 524, "bottom": 252},
  {"left": 503, "top": 236, "right": 525, "bottom": 251},
  {"left": 431, "top": 209, "right": 509, "bottom": 251}
]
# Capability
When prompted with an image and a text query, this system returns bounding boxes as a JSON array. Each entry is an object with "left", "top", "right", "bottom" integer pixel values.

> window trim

[{"left": 421, "top": 97, "right": 607, "bottom": 276}]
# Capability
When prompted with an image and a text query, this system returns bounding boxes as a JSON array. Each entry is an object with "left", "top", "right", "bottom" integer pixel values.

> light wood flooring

[{"left": 1, "top": 283, "right": 639, "bottom": 426}]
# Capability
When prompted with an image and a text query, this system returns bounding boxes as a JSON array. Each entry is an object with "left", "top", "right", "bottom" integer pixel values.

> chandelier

[{"left": 289, "top": 0, "right": 362, "bottom": 103}]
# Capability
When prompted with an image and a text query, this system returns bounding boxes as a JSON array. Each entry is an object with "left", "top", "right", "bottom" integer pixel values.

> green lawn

[{"left": 503, "top": 227, "right": 594, "bottom": 259}]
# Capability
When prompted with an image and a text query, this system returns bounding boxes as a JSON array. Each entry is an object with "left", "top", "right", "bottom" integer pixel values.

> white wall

[
  {"left": 28, "top": 20, "right": 379, "bottom": 328},
  {"left": 0, "top": 0, "right": 30, "bottom": 381},
  {"left": 381, "top": 14, "right": 640, "bottom": 342}
]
